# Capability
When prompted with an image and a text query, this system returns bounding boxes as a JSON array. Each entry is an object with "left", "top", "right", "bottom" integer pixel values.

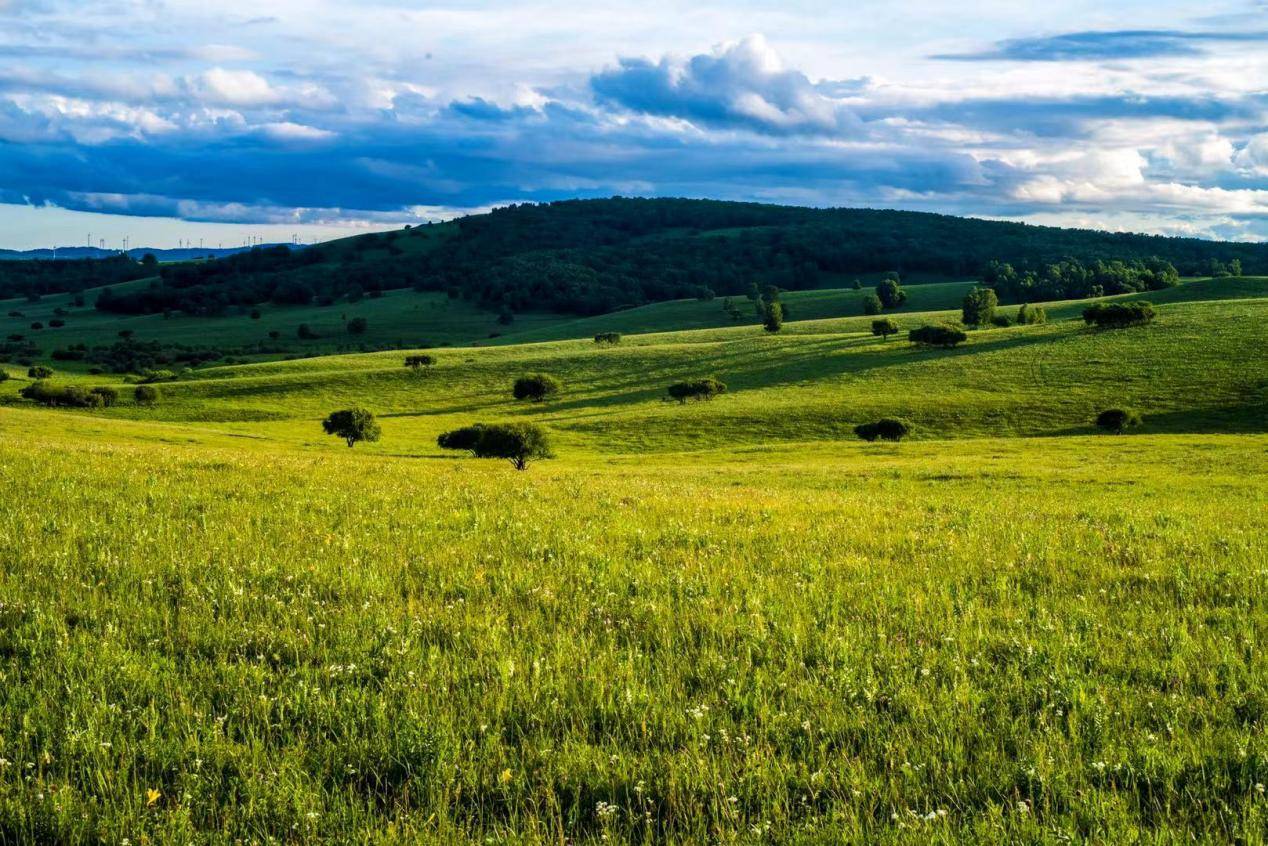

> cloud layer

[{"left": 1, "top": 0, "right": 1268, "bottom": 244}]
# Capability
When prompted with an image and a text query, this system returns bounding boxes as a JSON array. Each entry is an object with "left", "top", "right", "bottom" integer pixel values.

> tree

[
  {"left": 667, "top": 377, "right": 727, "bottom": 403},
  {"left": 1017, "top": 304, "right": 1047, "bottom": 325},
  {"left": 90, "top": 386, "right": 119, "bottom": 407},
  {"left": 593, "top": 332, "right": 622, "bottom": 345},
  {"left": 437, "top": 424, "right": 486, "bottom": 454},
  {"left": 404, "top": 354, "right": 435, "bottom": 372},
  {"left": 876, "top": 277, "right": 907, "bottom": 309},
  {"left": 1082, "top": 301, "right": 1156, "bottom": 328},
  {"left": 871, "top": 318, "right": 899, "bottom": 341},
  {"left": 762, "top": 300, "right": 784, "bottom": 333},
  {"left": 1096, "top": 408, "right": 1142, "bottom": 434},
  {"left": 513, "top": 373, "right": 561, "bottom": 402},
  {"left": 440, "top": 422, "right": 553, "bottom": 470},
  {"left": 321, "top": 407, "right": 381, "bottom": 448},
  {"left": 297, "top": 323, "right": 319, "bottom": 340},
  {"left": 862, "top": 293, "right": 883, "bottom": 316},
  {"left": 28, "top": 365, "right": 53, "bottom": 379},
  {"left": 909, "top": 324, "right": 967, "bottom": 348},
  {"left": 854, "top": 418, "right": 912, "bottom": 442},
  {"left": 134, "top": 384, "right": 160, "bottom": 405},
  {"left": 347, "top": 317, "right": 368, "bottom": 335},
  {"left": 250, "top": 309, "right": 262, "bottom": 320},
  {"left": 141, "top": 253, "right": 158, "bottom": 269},
  {"left": 961, "top": 287, "right": 998, "bottom": 327}
]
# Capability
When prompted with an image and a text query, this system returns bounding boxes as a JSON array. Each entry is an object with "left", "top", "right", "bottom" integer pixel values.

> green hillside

[{"left": 1, "top": 274, "right": 1265, "bottom": 843}]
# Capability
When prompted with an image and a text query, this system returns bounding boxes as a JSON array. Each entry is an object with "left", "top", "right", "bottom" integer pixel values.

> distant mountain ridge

[{"left": 0, "top": 244, "right": 298, "bottom": 262}]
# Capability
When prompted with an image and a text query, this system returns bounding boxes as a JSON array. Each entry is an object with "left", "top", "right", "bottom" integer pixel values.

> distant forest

[{"left": 3, "top": 198, "right": 1265, "bottom": 317}]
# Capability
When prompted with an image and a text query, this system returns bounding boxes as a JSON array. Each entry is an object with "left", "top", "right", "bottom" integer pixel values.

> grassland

[{"left": 0, "top": 279, "right": 1265, "bottom": 843}]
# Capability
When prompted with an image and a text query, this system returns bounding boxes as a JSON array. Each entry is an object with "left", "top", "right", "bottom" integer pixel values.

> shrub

[
  {"left": 28, "top": 365, "right": 53, "bottom": 379},
  {"left": 961, "top": 287, "right": 998, "bottom": 327},
  {"left": 1083, "top": 301, "right": 1155, "bottom": 328},
  {"left": 450, "top": 422, "right": 553, "bottom": 470},
  {"left": 990, "top": 314, "right": 1014, "bottom": 327},
  {"left": 437, "top": 424, "right": 487, "bottom": 454},
  {"left": 321, "top": 407, "right": 381, "bottom": 448},
  {"left": 862, "top": 293, "right": 883, "bottom": 316},
  {"left": 1017, "top": 304, "right": 1047, "bottom": 325},
  {"left": 48, "top": 318, "right": 65, "bottom": 328},
  {"left": 30, "top": 322, "right": 43, "bottom": 330},
  {"left": 1096, "top": 408, "right": 1142, "bottom": 434},
  {"left": 297, "top": 323, "right": 319, "bottom": 340},
  {"left": 593, "top": 332, "right": 622, "bottom": 345},
  {"left": 250, "top": 309, "right": 262, "bottom": 319},
  {"left": 404, "top": 354, "right": 435, "bottom": 371},
  {"left": 909, "top": 324, "right": 968, "bottom": 348},
  {"left": 762, "top": 301, "right": 784, "bottom": 333},
  {"left": 854, "top": 418, "right": 913, "bottom": 442},
  {"left": 90, "top": 386, "right": 119, "bottom": 407},
  {"left": 347, "top": 317, "right": 368, "bottom": 334},
  {"left": 667, "top": 377, "right": 727, "bottom": 403},
  {"left": 871, "top": 318, "right": 899, "bottom": 341},
  {"left": 0, "top": 370, "right": 8, "bottom": 382},
  {"left": 876, "top": 278, "right": 907, "bottom": 309},
  {"left": 139, "top": 369, "right": 176, "bottom": 383},
  {"left": 134, "top": 384, "right": 160, "bottom": 404},
  {"left": 51, "top": 348, "right": 85, "bottom": 361},
  {"left": 513, "top": 373, "right": 561, "bottom": 402},
  {"left": 19, "top": 381, "right": 103, "bottom": 408}
]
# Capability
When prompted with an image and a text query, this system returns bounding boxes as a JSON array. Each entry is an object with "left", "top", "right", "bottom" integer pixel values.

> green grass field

[{"left": 0, "top": 278, "right": 1265, "bottom": 843}]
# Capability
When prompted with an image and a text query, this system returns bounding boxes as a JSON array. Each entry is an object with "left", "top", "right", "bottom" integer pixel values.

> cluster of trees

[
  {"left": 404, "top": 354, "right": 435, "bottom": 372},
  {"left": 1083, "top": 301, "right": 1156, "bottom": 328},
  {"left": 437, "top": 422, "right": 553, "bottom": 470},
  {"left": 0, "top": 253, "right": 151, "bottom": 300},
  {"left": 667, "top": 377, "right": 727, "bottom": 403},
  {"left": 854, "top": 418, "right": 912, "bottom": 442},
  {"left": 983, "top": 257, "right": 1181, "bottom": 302},
  {"left": 909, "top": 324, "right": 968, "bottom": 348},
  {"left": 42, "top": 197, "right": 1255, "bottom": 324},
  {"left": 593, "top": 332, "right": 622, "bottom": 345},
  {"left": 18, "top": 380, "right": 155, "bottom": 408}
]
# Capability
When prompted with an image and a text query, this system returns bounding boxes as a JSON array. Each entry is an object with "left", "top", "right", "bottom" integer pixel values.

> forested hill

[{"left": 8, "top": 198, "right": 1268, "bottom": 318}]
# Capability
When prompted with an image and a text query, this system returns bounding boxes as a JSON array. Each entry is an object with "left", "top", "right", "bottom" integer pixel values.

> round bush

[
  {"left": 909, "top": 324, "right": 967, "bottom": 348},
  {"left": 1095, "top": 408, "right": 1142, "bottom": 434},
  {"left": 513, "top": 373, "right": 561, "bottom": 402},
  {"left": 133, "top": 384, "right": 160, "bottom": 405},
  {"left": 854, "top": 418, "right": 913, "bottom": 442}
]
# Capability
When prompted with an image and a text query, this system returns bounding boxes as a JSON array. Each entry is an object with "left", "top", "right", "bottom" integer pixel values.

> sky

[{"left": 2, "top": 0, "right": 1268, "bottom": 249}]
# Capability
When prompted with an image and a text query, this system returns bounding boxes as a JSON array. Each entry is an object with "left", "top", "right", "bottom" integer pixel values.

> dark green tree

[
  {"left": 876, "top": 277, "right": 907, "bottom": 309},
  {"left": 862, "top": 293, "right": 883, "bottom": 316},
  {"left": 961, "top": 287, "right": 998, "bottom": 327},
  {"left": 321, "top": 407, "right": 381, "bottom": 447},
  {"left": 909, "top": 324, "right": 967, "bottom": 348},
  {"left": 1096, "top": 408, "right": 1142, "bottom": 434},
  {"left": 513, "top": 373, "right": 561, "bottom": 402},
  {"left": 871, "top": 318, "right": 899, "bottom": 341}
]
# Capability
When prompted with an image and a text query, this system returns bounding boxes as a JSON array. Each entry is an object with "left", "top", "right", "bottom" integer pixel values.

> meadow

[{"left": 0, "top": 278, "right": 1265, "bottom": 843}]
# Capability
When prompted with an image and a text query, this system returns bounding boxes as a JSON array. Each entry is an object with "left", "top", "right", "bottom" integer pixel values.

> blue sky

[{"left": 2, "top": 0, "right": 1268, "bottom": 248}]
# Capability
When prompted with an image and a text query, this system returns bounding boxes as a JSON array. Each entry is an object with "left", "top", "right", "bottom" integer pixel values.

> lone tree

[
  {"left": 961, "top": 287, "right": 998, "bottom": 327},
  {"left": 513, "top": 373, "right": 561, "bottom": 402},
  {"left": 1096, "top": 408, "right": 1142, "bottom": 434},
  {"left": 862, "top": 293, "right": 883, "bottom": 316},
  {"left": 134, "top": 384, "right": 160, "bottom": 405},
  {"left": 439, "top": 422, "right": 553, "bottom": 470},
  {"left": 876, "top": 275, "right": 907, "bottom": 309},
  {"left": 762, "top": 300, "right": 784, "bottom": 333},
  {"left": 346, "top": 317, "right": 368, "bottom": 335},
  {"left": 594, "top": 332, "right": 622, "bottom": 345},
  {"left": 667, "top": 377, "right": 727, "bottom": 403},
  {"left": 27, "top": 365, "right": 53, "bottom": 379},
  {"left": 1083, "top": 301, "right": 1156, "bottom": 328},
  {"left": 321, "top": 407, "right": 381, "bottom": 448},
  {"left": 854, "top": 418, "right": 913, "bottom": 442},
  {"left": 871, "top": 318, "right": 899, "bottom": 342},
  {"left": 405, "top": 354, "right": 435, "bottom": 372},
  {"left": 909, "top": 324, "right": 967, "bottom": 348}
]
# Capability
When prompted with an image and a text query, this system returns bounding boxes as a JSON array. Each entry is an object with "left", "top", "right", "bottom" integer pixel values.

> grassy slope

[
  {"left": 0, "top": 280, "right": 1265, "bottom": 843},
  {"left": 0, "top": 419, "right": 1263, "bottom": 843},
  {"left": 4, "top": 278, "right": 1260, "bottom": 452}
]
